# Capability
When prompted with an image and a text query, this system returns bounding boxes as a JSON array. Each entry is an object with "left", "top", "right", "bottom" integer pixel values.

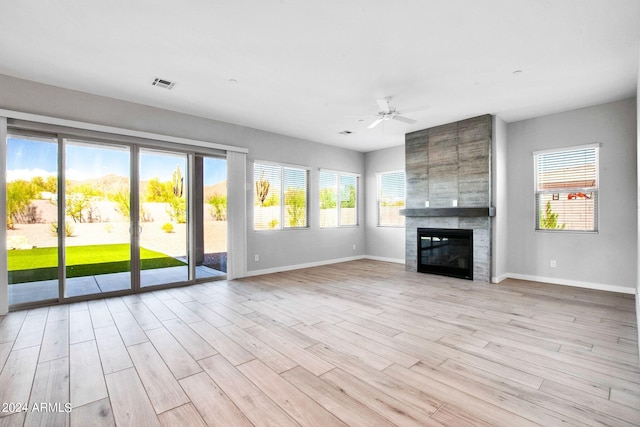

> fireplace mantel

[{"left": 400, "top": 207, "right": 496, "bottom": 218}]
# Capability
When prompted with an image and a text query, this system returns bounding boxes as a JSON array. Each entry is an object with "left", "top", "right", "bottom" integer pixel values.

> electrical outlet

[
  {"left": 353, "top": 244, "right": 356, "bottom": 250},
  {"left": 550, "top": 260, "right": 556, "bottom": 268},
  {"left": 254, "top": 254, "right": 259, "bottom": 262}
]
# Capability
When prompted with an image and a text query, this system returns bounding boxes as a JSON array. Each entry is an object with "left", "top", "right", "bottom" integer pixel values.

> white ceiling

[{"left": 1, "top": 1, "right": 639, "bottom": 152}]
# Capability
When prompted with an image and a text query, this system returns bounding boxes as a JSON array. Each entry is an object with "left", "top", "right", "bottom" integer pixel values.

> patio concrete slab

[{"left": 8, "top": 266, "right": 225, "bottom": 306}]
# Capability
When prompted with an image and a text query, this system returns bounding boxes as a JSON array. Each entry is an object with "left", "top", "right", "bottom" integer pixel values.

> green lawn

[{"left": 8, "top": 244, "right": 185, "bottom": 284}]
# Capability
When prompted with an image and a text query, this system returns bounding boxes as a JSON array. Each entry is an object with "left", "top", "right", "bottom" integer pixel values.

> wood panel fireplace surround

[{"left": 418, "top": 228, "right": 473, "bottom": 280}]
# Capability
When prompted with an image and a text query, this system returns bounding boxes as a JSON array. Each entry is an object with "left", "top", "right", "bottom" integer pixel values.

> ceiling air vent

[
  {"left": 339, "top": 130, "right": 353, "bottom": 135},
  {"left": 152, "top": 77, "right": 176, "bottom": 90}
]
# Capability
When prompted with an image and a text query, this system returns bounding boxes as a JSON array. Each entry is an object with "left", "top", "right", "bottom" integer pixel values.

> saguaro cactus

[
  {"left": 172, "top": 165, "right": 183, "bottom": 197},
  {"left": 256, "top": 171, "right": 270, "bottom": 206}
]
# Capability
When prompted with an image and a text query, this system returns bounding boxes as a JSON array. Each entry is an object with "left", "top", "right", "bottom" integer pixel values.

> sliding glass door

[
  {"left": 139, "top": 149, "right": 189, "bottom": 287},
  {"left": 6, "top": 134, "right": 60, "bottom": 306},
  {"left": 63, "top": 140, "right": 132, "bottom": 298},
  {"left": 6, "top": 130, "right": 227, "bottom": 308},
  {"left": 196, "top": 156, "right": 227, "bottom": 279}
]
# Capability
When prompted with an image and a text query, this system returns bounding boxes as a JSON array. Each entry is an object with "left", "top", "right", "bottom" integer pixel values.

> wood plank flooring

[{"left": 0, "top": 259, "right": 639, "bottom": 426}]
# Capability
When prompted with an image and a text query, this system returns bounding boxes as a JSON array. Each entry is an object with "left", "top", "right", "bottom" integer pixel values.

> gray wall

[
  {"left": 246, "top": 135, "right": 365, "bottom": 273},
  {"left": 0, "top": 74, "right": 366, "bottom": 282},
  {"left": 507, "top": 98, "right": 637, "bottom": 291},
  {"left": 364, "top": 145, "right": 405, "bottom": 262}
]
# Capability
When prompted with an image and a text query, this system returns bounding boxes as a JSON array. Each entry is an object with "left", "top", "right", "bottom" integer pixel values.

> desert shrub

[
  {"left": 66, "top": 184, "right": 102, "bottom": 223},
  {"left": 167, "top": 197, "right": 186, "bottom": 224},
  {"left": 207, "top": 194, "right": 227, "bottom": 221},
  {"left": 6, "top": 180, "right": 37, "bottom": 229},
  {"left": 285, "top": 188, "right": 306, "bottom": 227},
  {"left": 50, "top": 222, "right": 74, "bottom": 237}
]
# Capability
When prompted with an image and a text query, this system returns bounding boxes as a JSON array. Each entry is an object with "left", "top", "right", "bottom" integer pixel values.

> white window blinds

[
  {"left": 534, "top": 145, "right": 598, "bottom": 231},
  {"left": 339, "top": 174, "right": 357, "bottom": 226},
  {"left": 283, "top": 167, "right": 308, "bottom": 228},
  {"left": 319, "top": 170, "right": 358, "bottom": 227},
  {"left": 254, "top": 162, "right": 308, "bottom": 230},
  {"left": 377, "top": 171, "right": 405, "bottom": 227}
]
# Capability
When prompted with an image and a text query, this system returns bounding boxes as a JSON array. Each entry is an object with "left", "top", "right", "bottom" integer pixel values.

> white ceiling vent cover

[{"left": 152, "top": 77, "right": 176, "bottom": 90}]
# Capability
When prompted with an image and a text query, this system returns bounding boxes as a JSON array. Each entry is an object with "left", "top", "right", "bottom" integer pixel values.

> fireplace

[{"left": 417, "top": 228, "right": 473, "bottom": 280}]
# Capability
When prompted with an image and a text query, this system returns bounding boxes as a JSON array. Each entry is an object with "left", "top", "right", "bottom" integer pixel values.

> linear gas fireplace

[{"left": 417, "top": 228, "right": 473, "bottom": 280}]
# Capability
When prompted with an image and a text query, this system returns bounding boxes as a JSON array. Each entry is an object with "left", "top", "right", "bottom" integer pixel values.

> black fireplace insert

[{"left": 417, "top": 228, "right": 473, "bottom": 280}]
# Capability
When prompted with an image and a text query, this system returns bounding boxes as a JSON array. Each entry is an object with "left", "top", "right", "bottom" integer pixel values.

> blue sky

[{"left": 7, "top": 137, "right": 226, "bottom": 185}]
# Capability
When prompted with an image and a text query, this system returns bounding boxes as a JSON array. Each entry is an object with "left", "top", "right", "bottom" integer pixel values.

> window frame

[
  {"left": 319, "top": 169, "right": 359, "bottom": 228},
  {"left": 253, "top": 160, "right": 309, "bottom": 231},
  {"left": 376, "top": 169, "right": 406, "bottom": 227},
  {"left": 533, "top": 143, "right": 599, "bottom": 233}
]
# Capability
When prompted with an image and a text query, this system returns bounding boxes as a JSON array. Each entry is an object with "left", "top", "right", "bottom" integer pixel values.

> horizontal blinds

[
  {"left": 339, "top": 175, "right": 357, "bottom": 226},
  {"left": 536, "top": 192, "right": 597, "bottom": 231},
  {"left": 536, "top": 146, "right": 597, "bottom": 191},
  {"left": 535, "top": 146, "right": 598, "bottom": 231},
  {"left": 319, "top": 170, "right": 358, "bottom": 227},
  {"left": 254, "top": 163, "right": 281, "bottom": 230},
  {"left": 378, "top": 171, "right": 405, "bottom": 201},
  {"left": 378, "top": 171, "right": 405, "bottom": 227},
  {"left": 283, "top": 167, "right": 308, "bottom": 228},
  {"left": 319, "top": 171, "right": 338, "bottom": 227},
  {"left": 254, "top": 162, "right": 308, "bottom": 230}
]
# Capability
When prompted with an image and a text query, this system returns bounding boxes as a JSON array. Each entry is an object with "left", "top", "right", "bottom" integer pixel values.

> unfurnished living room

[{"left": 1, "top": 1, "right": 640, "bottom": 426}]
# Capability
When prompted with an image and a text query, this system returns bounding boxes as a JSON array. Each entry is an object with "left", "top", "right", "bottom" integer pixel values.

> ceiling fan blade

[
  {"left": 392, "top": 115, "right": 416, "bottom": 125},
  {"left": 376, "top": 98, "right": 390, "bottom": 113},
  {"left": 368, "top": 118, "right": 384, "bottom": 129}
]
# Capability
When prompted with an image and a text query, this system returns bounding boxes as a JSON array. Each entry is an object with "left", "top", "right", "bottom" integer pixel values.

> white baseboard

[
  {"left": 244, "top": 255, "right": 366, "bottom": 277},
  {"left": 491, "top": 274, "right": 510, "bottom": 284},
  {"left": 364, "top": 255, "right": 405, "bottom": 264},
  {"left": 245, "top": 262, "right": 634, "bottom": 295},
  {"left": 503, "top": 273, "right": 635, "bottom": 295}
]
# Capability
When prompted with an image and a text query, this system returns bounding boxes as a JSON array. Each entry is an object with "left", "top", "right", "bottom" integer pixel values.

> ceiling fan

[{"left": 366, "top": 97, "right": 417, "bottom": 129}]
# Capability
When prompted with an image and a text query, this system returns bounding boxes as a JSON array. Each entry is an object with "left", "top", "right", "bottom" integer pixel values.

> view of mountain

[{"left": 67, "top": 174, "right": 227, "bottom": 199}]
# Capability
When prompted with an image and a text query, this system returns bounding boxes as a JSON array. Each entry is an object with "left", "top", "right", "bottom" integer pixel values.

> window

[
  {"left": 534, "top": 144, "right": 599, "bottom": 232},
  {"left": 319, "top": 170, "right": 358, "bottom": 227},
  {"left": 377, "top": 170, "right": 405, "bottom": 227},
  {"left": 254, "top": 162, "right": 308, "bottom": 230}
]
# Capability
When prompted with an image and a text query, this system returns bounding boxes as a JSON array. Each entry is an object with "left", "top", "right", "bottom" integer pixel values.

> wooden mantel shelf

[{"left": 399, "top": 207, "right": 496, "bottom": 218}]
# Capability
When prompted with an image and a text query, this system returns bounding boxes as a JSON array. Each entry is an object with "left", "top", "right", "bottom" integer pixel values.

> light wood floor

[{"left": 1, "top": 259, "right": 639, "bottom": 426}]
